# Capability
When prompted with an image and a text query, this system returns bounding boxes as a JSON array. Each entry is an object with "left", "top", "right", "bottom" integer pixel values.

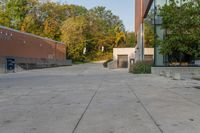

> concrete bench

[
  {"left": 160, "top": 71, "right": 181, "bottom": 80},
  {"left": 192, "top": 75, "right": 200, "bottom": 81}
]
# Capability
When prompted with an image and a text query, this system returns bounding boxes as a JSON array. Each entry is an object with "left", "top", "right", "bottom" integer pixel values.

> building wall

[
  {"left": 0, "top": 26, "right": 66, "bottom": 61},
  {"left": 151, "top": 67, "right": 200, "bottom": 75},
  {"left": 135, "top": 25, "right": 144, "bottom": 62},
  {"left": 113, "top": 48, "right": 135, "bottom": 68},
  {"left": 135, "top": 0, "right": 143, "bottom": 35},
  {"left": 144, "top": 48, "right": 154, "bottom": 56},
  {"left": 154, "top": 25, "right": 165, "bottom": 66},
  {"left": 135, "top": 0, "right": 153, "bottom": 63},
  {"left": 0, "top": 57, "right": 4, "bottom": 73},
  {"left": 0, "top": 26, "right": 70, "bottom": 73},
  {"left": 113, "top": 48, "right": 154, "bottom": 68}
]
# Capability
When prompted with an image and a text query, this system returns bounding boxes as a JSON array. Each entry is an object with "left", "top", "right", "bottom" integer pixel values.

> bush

[
  {"left": 103, "top": 59, "right": 113, "bottom": 68},
  {"left": 129, "top": 61, "right": 152, "bottom": 74}
]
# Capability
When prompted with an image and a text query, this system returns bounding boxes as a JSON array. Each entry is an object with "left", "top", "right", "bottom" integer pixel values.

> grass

[{"left": 129, "top": 61, "right": 152, "bottom": 74}]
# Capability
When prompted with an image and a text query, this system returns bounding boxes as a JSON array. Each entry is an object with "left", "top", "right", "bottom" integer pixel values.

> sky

[{"left": 53, "top": 0, "right": 135, "bottom": 32}]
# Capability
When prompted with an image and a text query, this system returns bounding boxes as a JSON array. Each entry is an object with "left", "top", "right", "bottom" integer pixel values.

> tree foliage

[
  {"left": 0, "top": 0, "right": 38, "bottom": 29},
  {"left": 61, "top": 16, "right": 89, "bottom": 61},
  {"left": 144, "top": 22, "right": 154, "bottom": 48},
  {"left": 115, "top": 31, "right": 126, "bottom": 47},
  {"left": 60, "top": 6, "right": 127, "bottom": 61},
  {"left": 126, "top": 32, "right": 135, "bottom": 47},
  {"left": 159, "top": 0, "right": 200, "bottom": 62},
  {"left": 0, "top": 1, "right": 129, "bottom": 61}
]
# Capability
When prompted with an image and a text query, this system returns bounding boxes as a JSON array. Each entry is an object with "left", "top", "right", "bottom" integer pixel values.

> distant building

[
  {"left": 0, "top": 26, "right": 71, "bottom": 73},
  {"left": 112, "top": 48, "right": 153, "bottom": 69}
]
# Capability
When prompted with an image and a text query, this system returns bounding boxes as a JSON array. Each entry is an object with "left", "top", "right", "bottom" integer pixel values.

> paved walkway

[{"left": 0, "top": 63, "right": 200, "bottom": 133}]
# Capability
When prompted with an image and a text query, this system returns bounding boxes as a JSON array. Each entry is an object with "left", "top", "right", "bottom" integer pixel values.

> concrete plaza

[{"left": 0, "top": 63, "right": 200, "bottom": 133}]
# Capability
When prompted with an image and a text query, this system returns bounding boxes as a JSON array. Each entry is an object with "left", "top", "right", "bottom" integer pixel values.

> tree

[
  {"left": 115, "top": 31, "right": 126, "bottom": 47},
  {"left": 21, "top": 13, "right": 43, "bottom": 35},
  {"left": 20, "top": 2, "right": 88, "bottom": 41},
  {"left": 144, "top": 22, "right": 154, "bottom": 48},
  {"left": 0, "top": 0, "right": 38, "bottom": 29},
  {"left": 61, "top": 16, "right": 89, "bottom": 61},
  {"left": 126, "top": 32, "right": 135, "bottom": 47},
  {"left": 89, "top": 6, "right": 125, "bottom": 34},
  {"left": 158, "top": 0, "right": 200, "bottom": 63},
  {"left": 88, "top": 7, "right": 126, "bottom": 48},
  {"left": 20, "top": 0, "right": 45, "bottom": 36},
  {"left": 0, "top": 8, "right": 11, "bottom": 27},
  {"left": 0, "top": 1, "right": 128, "bottom": 61},
  {"left": 43, "top": 17, "right": 60, "bottom": 40},
  {"left": 144, "top": 8, "right": 155, "bottom": 48}
]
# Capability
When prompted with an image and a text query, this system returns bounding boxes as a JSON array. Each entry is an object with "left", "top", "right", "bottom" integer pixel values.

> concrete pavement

[{"left": 0, "top": 63, "right": 200, "bottom": 133}]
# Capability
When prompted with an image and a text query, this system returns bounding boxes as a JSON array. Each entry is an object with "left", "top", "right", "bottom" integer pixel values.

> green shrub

[
  {"left": 129, "top": 61, "right": 152, "bottom": 74},
  {"left": 103, "top": 59, "right": 113, "bottom": 68}
]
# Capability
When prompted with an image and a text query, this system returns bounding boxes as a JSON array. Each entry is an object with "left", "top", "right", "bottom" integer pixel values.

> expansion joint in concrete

[
  {"left": 72, "top": 78, "right": 104, "bottom": 133},
  {"left": 126, "top": 83, "right": 164, "bottom": 133},
  {"left": 166, "top": 88, "right": 200, "bottom": 107}
]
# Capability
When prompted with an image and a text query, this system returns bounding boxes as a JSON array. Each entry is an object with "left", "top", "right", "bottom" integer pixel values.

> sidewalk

[{"left": 0, "top": 63, "right": 200, "bottom": 133}]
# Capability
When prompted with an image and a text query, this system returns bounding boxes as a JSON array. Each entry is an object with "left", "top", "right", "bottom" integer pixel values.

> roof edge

[
  {"left": 143, "top": 0, "right": 154, "bottom": 18},
  {"left": 0, "top": 25, "right": 64, "bottom": 45}
]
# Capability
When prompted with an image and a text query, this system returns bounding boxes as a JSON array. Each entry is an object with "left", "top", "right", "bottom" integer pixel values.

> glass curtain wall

[
  {"left": 144, "top": 1, "right": 155, "bottom": 62},
  {"left": 152, "top": 0, "right": 184, "bottom": 66},
  {"left": 154, "top": 0, "right": 167, "bottom": 66}
]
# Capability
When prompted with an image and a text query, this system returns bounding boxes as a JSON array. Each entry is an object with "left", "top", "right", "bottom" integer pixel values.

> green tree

[
  {"left": 0, "top": 1, "right": 127, "bottom": 61},
  {"left": 89, "top": 6, "right": 125, "bottom": 34},
  {"left": 0, "top": 8, "right": 11, "bottom": 27},
  {"left": 159, "top": 0, "right": 200, "bottom": 63},
  {"left": 144, "top": 22, "right": 154, "bottom": 48},
  {"left": 115, "top": 31, "right": 126, "bottom": 47},
  {"left": 43, "top": 17, "right": 60, "bottom": 40},
  {"left": 21, "top": 13, "right": 43, "bottom": 35},
  {"left": 88, "top": 7, "right": 126, "bottom": 50},
  {"left": 61, "top": 16, "right": 89, "bottom": 61},
  {"left": 0, "top": 0, "right": 38, "bottom": 29},
  {"left": 20, "top": 2, "right": 88, "bottom": 40},
  {"left": 126, "top": 32, "right": 135, "bottom": 47}
]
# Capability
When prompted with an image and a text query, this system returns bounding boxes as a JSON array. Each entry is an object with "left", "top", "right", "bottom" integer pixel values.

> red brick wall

[{"left": 0, "top": 26, "right": 66, "bottom": 61}]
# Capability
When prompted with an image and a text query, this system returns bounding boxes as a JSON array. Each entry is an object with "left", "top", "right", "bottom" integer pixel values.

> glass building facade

[
  {"left": 135, "top": 0, "right": 188, "bottom": 66},
  {"left": 154, "top": 0, "right": 167, "bottom": 66}
]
